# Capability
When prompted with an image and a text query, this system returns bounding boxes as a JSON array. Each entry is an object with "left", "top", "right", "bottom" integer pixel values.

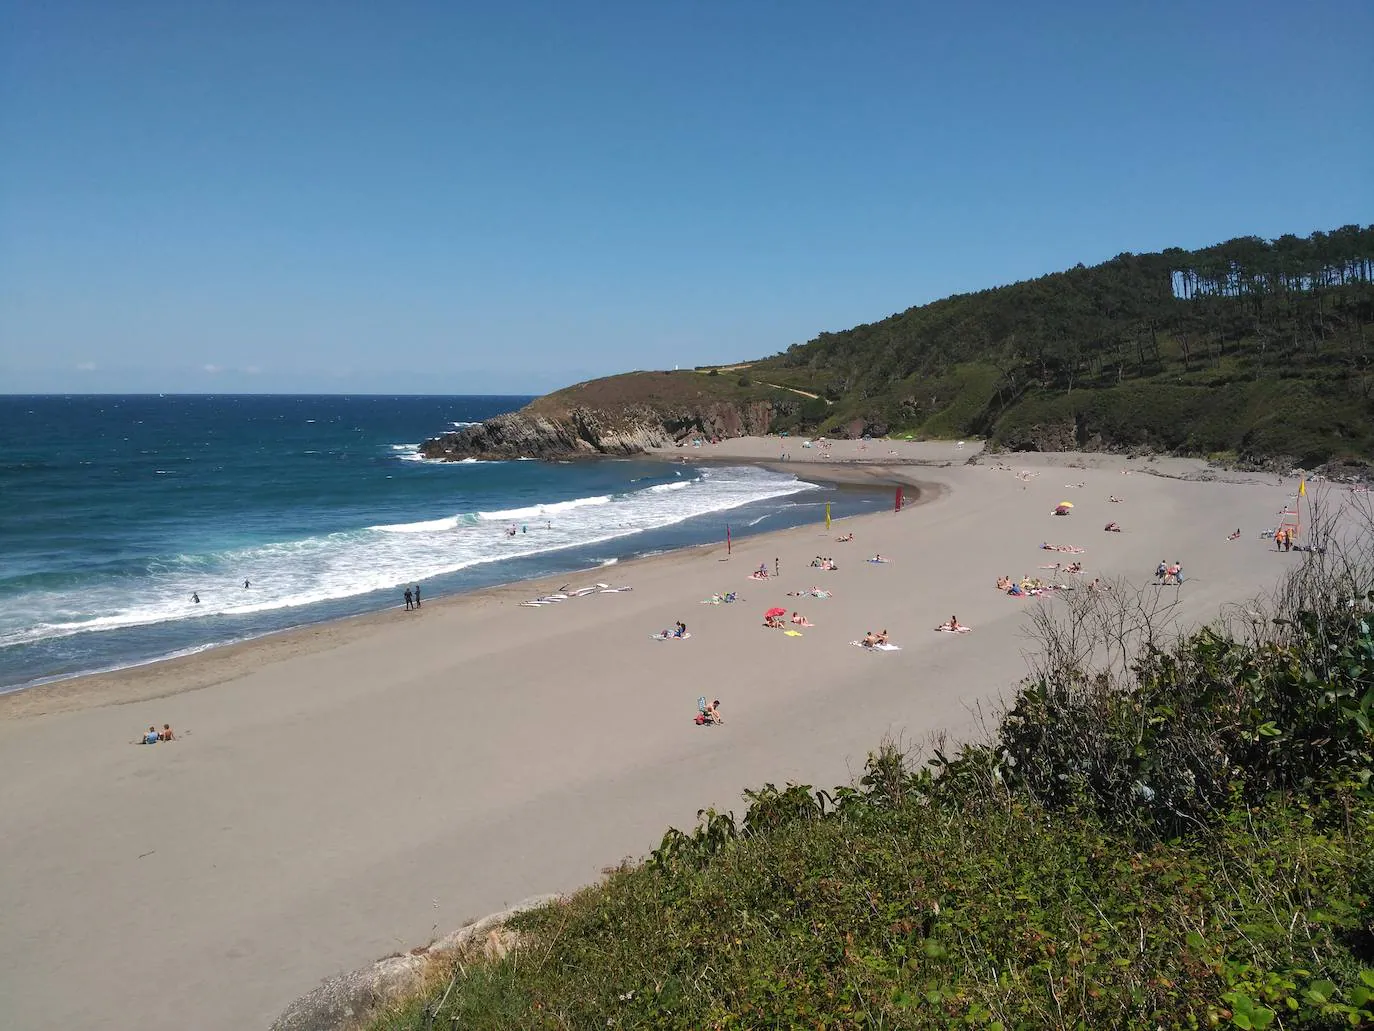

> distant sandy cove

[{"left": 0, "top": 439, "right": 1311, "bottom": 1031}]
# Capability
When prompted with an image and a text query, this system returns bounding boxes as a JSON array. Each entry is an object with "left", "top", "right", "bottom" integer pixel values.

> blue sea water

[{"left": 0, "top": 395, "right": 885, "bottom": 691}]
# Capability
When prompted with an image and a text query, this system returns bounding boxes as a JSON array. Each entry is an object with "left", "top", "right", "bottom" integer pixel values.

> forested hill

[{"left": 746, "top": 225, "right": 1374, "bottom": 467}]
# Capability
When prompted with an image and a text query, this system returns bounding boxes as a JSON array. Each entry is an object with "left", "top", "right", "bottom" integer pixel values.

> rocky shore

[{"left": 418, "top": 399, "right": 778, "bottom": 461}]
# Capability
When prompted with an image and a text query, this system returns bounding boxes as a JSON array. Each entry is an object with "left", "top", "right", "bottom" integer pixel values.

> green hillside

[{"left": 746, "top": 226, "right": 1374, "bottom": 466}]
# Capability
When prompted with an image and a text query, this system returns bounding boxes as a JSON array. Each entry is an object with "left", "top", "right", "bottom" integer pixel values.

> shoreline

[{"left": 0, "top": 458, "right": 928, "bottom": 721}]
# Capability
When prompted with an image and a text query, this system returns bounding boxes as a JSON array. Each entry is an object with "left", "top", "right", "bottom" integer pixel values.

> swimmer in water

[{"left": 191, "top": 593, "right": 200, "bottom": 604}]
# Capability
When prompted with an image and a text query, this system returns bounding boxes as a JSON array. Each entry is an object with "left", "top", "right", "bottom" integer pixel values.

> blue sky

[{"left": 2, "top": 1, "right": 1370, "bottom": 394}]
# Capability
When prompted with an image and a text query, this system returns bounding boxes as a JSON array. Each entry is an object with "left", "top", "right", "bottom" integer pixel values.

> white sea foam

[
  {"left": 477, "top": 495, "right": 612, "bottom": 521},
  {"left": 0, "top": 467, "right": 815, "bottom": 649},
  {"left": 370, "top": 514, "right": 463, "bottom": 533}
]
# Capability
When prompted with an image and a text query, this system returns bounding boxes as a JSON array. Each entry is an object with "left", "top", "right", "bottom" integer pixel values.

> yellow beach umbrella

[{"left": 1058, "top": 501, "right": 1074, "bottom": 508}]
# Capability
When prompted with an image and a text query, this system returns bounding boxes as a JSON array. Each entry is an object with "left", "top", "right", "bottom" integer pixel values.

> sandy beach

[{"left": 0, "top": 440, "right": 1305, "bottom": 1030}]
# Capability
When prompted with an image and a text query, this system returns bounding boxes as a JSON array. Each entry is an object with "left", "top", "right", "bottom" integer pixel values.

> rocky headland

[{"left": 419, "top": 370, "right": 800, "bottom": 461}]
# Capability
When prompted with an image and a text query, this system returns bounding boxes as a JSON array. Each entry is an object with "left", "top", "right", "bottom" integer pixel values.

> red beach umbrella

[{"left": 764, "top": 607, "right": 787, "bottom": 618}]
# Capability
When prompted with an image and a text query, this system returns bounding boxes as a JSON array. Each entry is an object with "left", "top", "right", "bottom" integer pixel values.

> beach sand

[{"left": 0, "top": 441, "right": 1305, "bottom": 1030}]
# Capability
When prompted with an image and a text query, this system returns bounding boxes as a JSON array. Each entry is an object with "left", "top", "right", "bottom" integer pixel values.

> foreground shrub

[{"left": 374, "top": 790, "right": 1372, "bottom": 1029}]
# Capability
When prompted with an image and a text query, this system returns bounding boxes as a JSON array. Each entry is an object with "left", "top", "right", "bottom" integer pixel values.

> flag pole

[{"left": 726, "top": 523, "right": 731, "bottom": 555}]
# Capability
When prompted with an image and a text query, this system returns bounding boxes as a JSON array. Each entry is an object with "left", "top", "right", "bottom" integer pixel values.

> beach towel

[
  {"left": 866, "top": 558, "right": 890, "bottom": 564},
  {"left": 935, "top": 626, "right": 973, "bottom": 634},
  {"left": 598, "top": 586, "right": 633, "bottom": 593},
  {"left": 850, "top": 640, "right": 902, "bottom": 651},
  {"left": 783, "top": 630, "right": 803, "bottom": 637},
  {"left": 748, "top": 572, "right": 769, "bottom": 581},
  {"left": 650, "top": 631, "right": 692, "bottom": 641},
  {"left": 521, "top": 593, "right": 569, "bottom": 607}
]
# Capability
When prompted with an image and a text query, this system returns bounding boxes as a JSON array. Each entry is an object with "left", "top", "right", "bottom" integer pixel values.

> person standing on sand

[
  {"left": 403, "top": 587, "right": 413, "bottom": 611},
  {"left": 774, "top": 557, "right": 780, "bottom": 578},
  {"left": 414, "top": 584, "right": 422, "bottom": 608}
]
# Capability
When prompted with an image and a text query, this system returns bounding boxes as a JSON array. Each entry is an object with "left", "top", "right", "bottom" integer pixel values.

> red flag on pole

[
  {"left": 726, "top": 524, "right": 731, "bottom": 554},
  {"left": 895, "top": 486, "right": 904, "bottom": 512}
]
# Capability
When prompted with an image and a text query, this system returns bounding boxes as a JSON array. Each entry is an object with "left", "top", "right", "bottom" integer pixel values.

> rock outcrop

[
  {"left": 271, "top": 894, "right": 560, "bottom": 1031},
  {"left": 420, "top": 400, "right": 779, "bottom": 462}
]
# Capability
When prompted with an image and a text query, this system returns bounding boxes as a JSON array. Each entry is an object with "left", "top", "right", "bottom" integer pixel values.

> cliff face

[{"left": 419, "top": 400, "right": 779, "bottom": 461}]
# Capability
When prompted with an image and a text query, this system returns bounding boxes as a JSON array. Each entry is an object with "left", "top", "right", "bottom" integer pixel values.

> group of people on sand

[
  {"left": 695, "top": 699, "right": 725, "bottom": 725},
  {"left": 659, "top": 620, "right": 688, "bottom": 639},
  {"left": 403, "top": 584, "right": 423, "bottom": 610},
  {"left": 996, "top": 574, "right": 1060, "bottom": 598},
  {"left": 1154, "top": 559, "right": 1186, "bottom": 585},
  {"left": 810, "top": 556, "right": 838, "bottom": 570},
  {"left": 860, "top": 629, "right": 891, "bottom": 648},
  {"left": 138, "top": 724, "right": 175, "bottom": 745},
  {"left": 1275, "top": 528, "right": 1295, "bottom": 551}
]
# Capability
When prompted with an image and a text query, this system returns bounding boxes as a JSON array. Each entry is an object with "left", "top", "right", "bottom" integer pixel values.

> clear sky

[{"left": 2, "top": 1, "right": 1371, "bottom": 394}]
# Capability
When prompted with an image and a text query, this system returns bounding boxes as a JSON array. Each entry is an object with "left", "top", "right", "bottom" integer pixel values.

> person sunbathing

[
  {"left": 861, "top": 631, "right": 879, "bottom": 648},
  {"left": 158, "top": 723, "right": 175, "bottom": 741},
  {"left": 1066, "top": 562, "right": 1082, "bottom": 574},
  {"left": 877, "top": 628, "right": 889, "bottom": 644},
  {"left": 835, "top": 532, "right": 854, "bottom": 542},
  {"left": 1104, "top": 522, "right": 1121, "bottom": 532},
  {"left": 674, "top": 621, "right": 687, "bottom": 638},
  {"left": 702, "top": 699, "right": 724, "bottom": 725},
  {"left": 1228, "top": 529, "right": 1241, "bottom": 540},
  {"left": 937, "top": 616, "right": 963, "bottom": 632},
  {"left": 1108, "top": 495, "right": 1123, "bottom": 503},
  {"left": 996, "top": 575, "right": 1010, "bottom": 591},
  {"left": 764, "top": 615, "right": 784, "bottom": 628}
]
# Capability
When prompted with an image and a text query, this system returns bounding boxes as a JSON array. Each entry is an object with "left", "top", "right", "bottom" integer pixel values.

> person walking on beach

[
  {"left": 774, "top": 557, "right": 780, "bottom": 578},
  {"left": 413, "top": 584, "right": 421, "bottom": 608},
  {"left": 403, "top": 587, "right": 413, "bottom": 611}
]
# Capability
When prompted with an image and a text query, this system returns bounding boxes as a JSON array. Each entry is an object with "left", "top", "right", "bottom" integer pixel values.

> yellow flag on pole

[
  {"left": 824, "top": 501, "right": 831, "bottom": 529},
  {"left": 1299, "top": 480, "right": 1306, "bottom": 497}
]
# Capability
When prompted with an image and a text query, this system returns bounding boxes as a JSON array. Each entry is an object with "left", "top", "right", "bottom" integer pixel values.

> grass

[{"left": 370, "top": 793, "right": 1372, "bottom": 1030}]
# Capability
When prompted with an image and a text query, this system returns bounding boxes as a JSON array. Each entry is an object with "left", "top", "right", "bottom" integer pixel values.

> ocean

[{"left": 0, "top": 395, "right": 886, "bottom": 691}]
